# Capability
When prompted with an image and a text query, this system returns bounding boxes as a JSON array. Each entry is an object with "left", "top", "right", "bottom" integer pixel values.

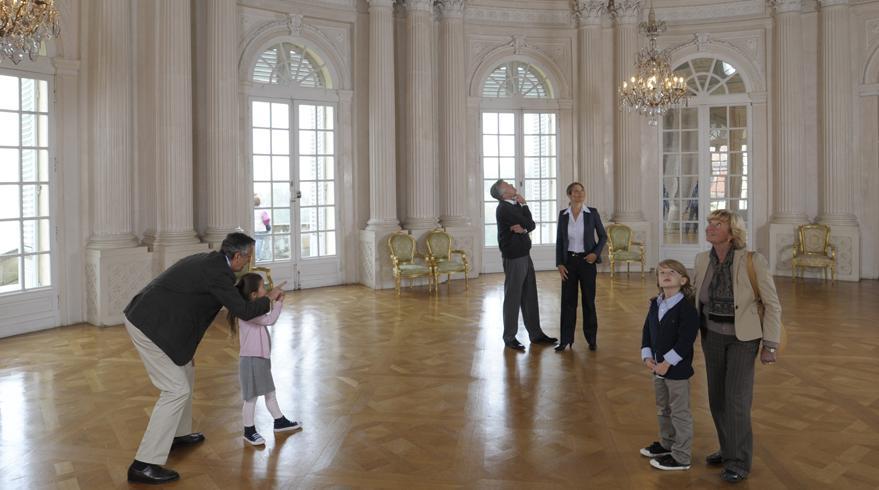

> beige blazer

[{"left": 693, "top": 248, "right": 783, "bottom": 344}]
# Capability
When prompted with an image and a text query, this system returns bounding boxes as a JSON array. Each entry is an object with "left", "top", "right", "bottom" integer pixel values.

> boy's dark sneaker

[
  {"left": 639, "top": 441, "right": 672, "bottom": 458},
  {"left": 650, "top": 454, "right": 691, "bottom": 471}
]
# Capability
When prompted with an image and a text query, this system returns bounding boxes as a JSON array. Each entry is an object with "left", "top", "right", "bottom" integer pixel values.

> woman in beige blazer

[{"left": 693, "top": 209, "right": 782, "bottom": 484}]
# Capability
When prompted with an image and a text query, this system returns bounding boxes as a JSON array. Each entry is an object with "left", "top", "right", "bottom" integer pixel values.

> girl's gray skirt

[{"left": 239, "top": 356, "right": 275, "bottom": 400}]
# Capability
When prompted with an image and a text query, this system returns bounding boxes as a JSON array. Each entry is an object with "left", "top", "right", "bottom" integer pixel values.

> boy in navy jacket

[{"left": 639, "top": 259, "right": 700, "bottom": 471}]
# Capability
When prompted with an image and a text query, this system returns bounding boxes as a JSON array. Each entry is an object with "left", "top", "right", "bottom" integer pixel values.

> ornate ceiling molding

[
  {"left": 572, "top": 0, "right": 606, "bottom": 26},
  {"left": 436, "top": 0, "right": 465, "bottom": 17},
  {"left": 464, "top": 5, "right": 574, "bottom": 27}
]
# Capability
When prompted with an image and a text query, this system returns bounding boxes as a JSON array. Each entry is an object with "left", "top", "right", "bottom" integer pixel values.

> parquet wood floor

[{"left": 1, "top": 273, "right": 878, "bottom": 489}]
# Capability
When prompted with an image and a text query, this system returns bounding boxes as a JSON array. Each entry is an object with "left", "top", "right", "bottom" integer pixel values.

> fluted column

[
  {"left": 818, "top": 0, "right": 857, "bottom": 226},
  {"left": 612, "top": 0, "right": 644, "bottom": 222},
  {"left": 438, "top": 0, "right": 469, "bottom": 228},
  {"left": 403, "top": 0, "right": 438, "bottom": 230},
  {"left": 144, "top": 0, "right": 199, "bottom": 246},
  {"left": 575, "top": 1, "right": 606, "bottom": 203},
  {"left": 366, "top": 0, "right": 400, "bottom": 229},
  {"left": 88, "top": 0, "right": 137, "bottom": 249},
  {"left": 201, "top": 0, "right": 241, "bottom": 245},
  {"left": 769, "top": 0, "right": 808, "bottom": 223}
]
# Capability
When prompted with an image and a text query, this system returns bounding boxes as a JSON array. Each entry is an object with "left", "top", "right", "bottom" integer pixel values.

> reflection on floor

[{"left": 0, "top": 272, "right": 877, "bottom": 488}]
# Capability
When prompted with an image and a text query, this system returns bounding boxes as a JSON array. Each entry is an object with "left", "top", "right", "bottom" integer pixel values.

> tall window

[
  {"left": 481, "top": 62, "right": 557, "bottom": 246},
  {"left": 662, "top": 57, "right": 749, "bottom": 247},
  {"left": 0, "top": 74, "right": 51, "bottom": 294},
  {"left": 250, "top": 42, "right": 336, "bottom": 264}
]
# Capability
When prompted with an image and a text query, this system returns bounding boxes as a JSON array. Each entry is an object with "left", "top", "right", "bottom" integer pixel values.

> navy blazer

[
  {"left": 555, "top": 207, "right": 607, "bottom": 266},
  {"left": 124, "top": 251, "right": 271, "bottom": 365},
  {"left": 640, "top": 297, "right": 700, "bottom": 380}
]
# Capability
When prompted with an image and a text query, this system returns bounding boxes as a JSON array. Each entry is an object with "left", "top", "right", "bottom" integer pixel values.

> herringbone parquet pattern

[{"left": 1, "top": 273, "right": 878, "bottom": 489}]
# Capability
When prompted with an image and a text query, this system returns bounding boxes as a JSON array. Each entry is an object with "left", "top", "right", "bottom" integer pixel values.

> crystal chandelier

[
  {"left": 0, "top": 0, "right": 61, "bottom": 65},
  {"left": 617, "top": 4, "right": 687, "bottom": 126}
]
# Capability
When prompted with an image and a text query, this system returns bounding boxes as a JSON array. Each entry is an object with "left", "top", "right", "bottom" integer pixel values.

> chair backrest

[
  {"left": 388, "top": 232, "right": 417, "bottom": 263},
  {"left": 425, "top": 228, "right": 452, "bottom": 261},
  {"left": 235, "top": 253, "right": 274, "bottom": 290},
  {"left": 797, "top": 224, "right": 831, "bottom": 255},
  {"left": 607, "top": 224, "right": 632, "bottom": 252}
]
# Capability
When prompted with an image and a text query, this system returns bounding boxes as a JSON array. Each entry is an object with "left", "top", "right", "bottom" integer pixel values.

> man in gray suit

[
  {"left": 490, "top": 179, "right": 557, "bottom": 351},
  {"left": 123, "top": 232, "right": 285, "bottom": 484}
]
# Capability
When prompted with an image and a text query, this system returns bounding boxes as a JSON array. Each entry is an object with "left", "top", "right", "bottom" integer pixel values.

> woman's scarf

[{"left": 708, "top": 248, "right": 735, "bottom": 319}]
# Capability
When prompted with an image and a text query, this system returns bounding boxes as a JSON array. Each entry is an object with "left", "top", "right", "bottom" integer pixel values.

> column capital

[
  {"left": 402, "top": 0, "right": 433, "bottom": 12},
  {"left": 768, "top": 0, "right": 802, "bottom": 14},
  {"left": 437, "top": 0, "right": 464, "bottom": 17},
  {"left": 367, "top": 0, "right": 396, "bottom": 8},
  {"left": 613, "top": 0, "right": 641, "bottom": 23},
  {"left": 573, "top": 0, "right": 606, "bottom": 26},
  {"left": 818, "top": 0, "right": 849, "bottom": 7}
]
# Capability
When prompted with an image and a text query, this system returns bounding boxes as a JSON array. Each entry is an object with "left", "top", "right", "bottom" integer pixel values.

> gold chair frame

[
  {"left": 606, "top": 223, "right": 646, "bottom": 279},
  {"left": 792, "top": 223, "right": 836, "bottom": 283},
  {"left": 388, "top": 231, "right": 434, "bottom": 295},
  {"left": 236, "top": 253, "right": 274, "bottom": 290},
  {"left": 424, "top": 228, "right": 470, "bottom": 290}
]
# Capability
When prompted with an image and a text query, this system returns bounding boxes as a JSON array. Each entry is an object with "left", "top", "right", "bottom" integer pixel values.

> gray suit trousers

[
  {"left": 702, "top": 329, "right": 760, "bottom": 476},
  {"left": 502, "top": 255, "right": 543, "bottom": 343}
]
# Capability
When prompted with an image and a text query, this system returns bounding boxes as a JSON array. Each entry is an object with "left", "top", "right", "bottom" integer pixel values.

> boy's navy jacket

[{"left": 641, "top": 296, "right": 700, "bottom": 380}]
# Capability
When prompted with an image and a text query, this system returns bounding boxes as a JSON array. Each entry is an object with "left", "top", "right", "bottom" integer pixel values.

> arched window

[
  {"left": 482, "top": 61, "right": 552, "bottom": 98},
  {"left": 480, "top": 61, "right": 558, "bottom": 251},
  {"left": 661, "top": 57, "right": 750, "bottom": 250},
  {"left": 248, "top": 41, "right": 338, "bottom": 289},
  {"left": 252, "top": 42, "right": 331, "bottom": 89}
]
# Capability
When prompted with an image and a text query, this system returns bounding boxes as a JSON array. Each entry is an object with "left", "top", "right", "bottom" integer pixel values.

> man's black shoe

[
  {"left": 720, "top": 469, "right": 747, "bottom": 483},
  {"left": 127, "top": 462, "right": 180, "bottom": 484},
  {"left": 171, "top": 432, "right": 205, "bottom": 449},
  {"left": 504, "top": 341, "right": 526, "bottom": 351},
  {"left": 705, "top": 451, "right": 723, "bottom": 465},
  {"left": 530, "top": 335, "right": 558, "bottom": 344}
]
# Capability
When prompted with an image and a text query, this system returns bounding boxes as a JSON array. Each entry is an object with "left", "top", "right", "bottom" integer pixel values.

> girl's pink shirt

[{"left": 238, "top": 300, "right": 283, "bottom": 358}]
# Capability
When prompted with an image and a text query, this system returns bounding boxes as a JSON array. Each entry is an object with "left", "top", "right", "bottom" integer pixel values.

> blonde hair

[
  {"left": 708, "top": 209, "right": 747, "bottom": 249},
  {"left": 656, "top": 259, "right": 695, "bottom": 301}
]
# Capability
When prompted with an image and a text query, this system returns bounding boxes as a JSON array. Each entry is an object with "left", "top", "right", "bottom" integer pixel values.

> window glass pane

[
  {"left": 662, "top": 154, "right": 679, "bottom": 176},
  {"left": 252, "top": 101, "right": 270, "bottom": 127},
  {"left": 300, "top": 232, "right": 316, "bottom": 257},
  {"left": 499, "top": 157, "right": 515, "bottom": 178},
  {"left": 499, "top": 113, "right": 514, "bottom": 134},
  {"left": 0, "top": 111, "right": 20, "bottom": 146},
  {"left": 324, "top": 231, "right": 336, "bottom": 256},
  {"left": 663, "top": 132, "right": 679, "bottom": 152},
  {"left": 681, "top": 131, "right": 698, "bottom": 152},
  {"left": 24, "top": 253, "right": 50, "bottom": 288},
  {"left": 498, "top": 135, "right": 515, "bottom": 156},
  {"left": 300, "top": 207, "right": 316, "bottom": 232},
  {"left": 23, "top": 219, "right": 50, "bottom": 253},
  {"left": 483, "top": 135, "right": 498, "bottom": 157},
  {"left": 37, "top": 115, "right": 48, "bottom": 147},
  {"left": 0, "top": 76, "right": 19, "bottom": 110},
  {"left": 252, "top": 128, "right": 270, "bottom": 154},
  {"left": 0, "top": 253, "right": 20, "bottom": 293},
  {"left": 681, "top": 154, "right": 698, "bottom": 175},
  {"left": 681, "top": 108, "right": 697, "bottom": 129},
  {"left": 484, "top": 202, "right": 496, "bottom": 224},
  {"left": 253, "top": 182, "right": 271, "bottom": 206},
  {"left": 319, "top": 182, "right": 334, "bottom": 206},
  {"left": 317, "top": 131, "right": 333, "bottom": 154},
  {"left": 253, "top": 155, "right": 271, "bottom": 181},
  {"left": 710, "top": 107, "right": 728, "bottom": 129},
  {"left": 482, "top": 113, "right": 498, "bottom": 134},
  {"left": 274, "top": 235, "right": 291, "bottom": 259},
  {"left": 0, "top": 185, "right": 20, "bottom": 219},
  {"left": 319, "top": 157, "right": 334, "bottom": 180},
  {"left": 271, "top": 103, "right": 289, "bottom": 129},
  {"left": 272, "top": 156, "right": 290, "bottom": 181},
  {"left": 273, "top": 208, "right": 290, "bottom": 227},
  {"left": 271, "top": 129, "right": 289, "bottom": 154},
  {"left": 484, "top": 225, "right": 497, "bottom": 246},
  {"left": 0, "top": 149, "right": 19, "bottom": 182},
  {"left": 299, "top": 130, "right": 316, "bottom": 154},
  {"left": 317, "top": 106, "right": 333, "bottom": 130},
  {"left": 299, "top": 105, "right": 316, "bottom": 129},
  {"left": 300, "top": 181, "right": 317, "bottom": 206},
  {"left": 726, "top": 74, "right": 745, "bottom": 93},
  {"left": 322, "top": 206, "right": 335, "bottom": 230},
  {"left": 21, "top": 113, "right": 37, "bottom": 147},
  {"left": 272, "top": 183, "right": 289, "bottom": 207}
]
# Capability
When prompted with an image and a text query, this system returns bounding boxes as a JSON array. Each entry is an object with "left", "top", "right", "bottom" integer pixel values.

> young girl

[
  {"left": 229, "top": 273, "right": 301, "bottom": 446},
  {"left": 638, "top": 259, "right": 700, "bottom": 471}
]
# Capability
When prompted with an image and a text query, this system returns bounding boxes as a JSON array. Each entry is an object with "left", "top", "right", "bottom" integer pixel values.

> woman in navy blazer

[{"left": 555, "top": 182, "right": 607, "bottom": 351}]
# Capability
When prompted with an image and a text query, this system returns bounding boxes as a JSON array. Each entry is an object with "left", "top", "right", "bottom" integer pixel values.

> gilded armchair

[
  {"left": 236, "top": 253, "right": 275, "bottom": 290},
  {"left": 792, "top": 224, "right": 836, "bottom": 283},
  {"left": 606, "top": 223, "right": 646, "bottom": 279},
  {"left": 425, "top": 228, "right": 470, "bottom": 290},
  {"left": 388, "top": 231, "right": 434, "bottom": 295}
]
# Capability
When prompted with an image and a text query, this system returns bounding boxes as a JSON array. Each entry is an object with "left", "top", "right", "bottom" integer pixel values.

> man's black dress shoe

[
  {"left": 720, "top": 469, "right": 746, "bottom": 483},
  {"left": 588, "top": 343, "right": 597, "bottom": 351},
  {"left": 504, "top": 341, "right": 526, "bottom": 351},
  {"left": 531, "top": 335, "right": 558, "bottom": 344},
  {"left": 127, "top": 462, "right": 180, "bottom": 484},
  {"left": 706, "top": 451, "right": 723, "bottom": 466},
  {"left": 554, "top": 342, "right": 572, "bottom": 352},
  {"left": 171, "top": 432, "right": 205, "bottom": 449}
]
